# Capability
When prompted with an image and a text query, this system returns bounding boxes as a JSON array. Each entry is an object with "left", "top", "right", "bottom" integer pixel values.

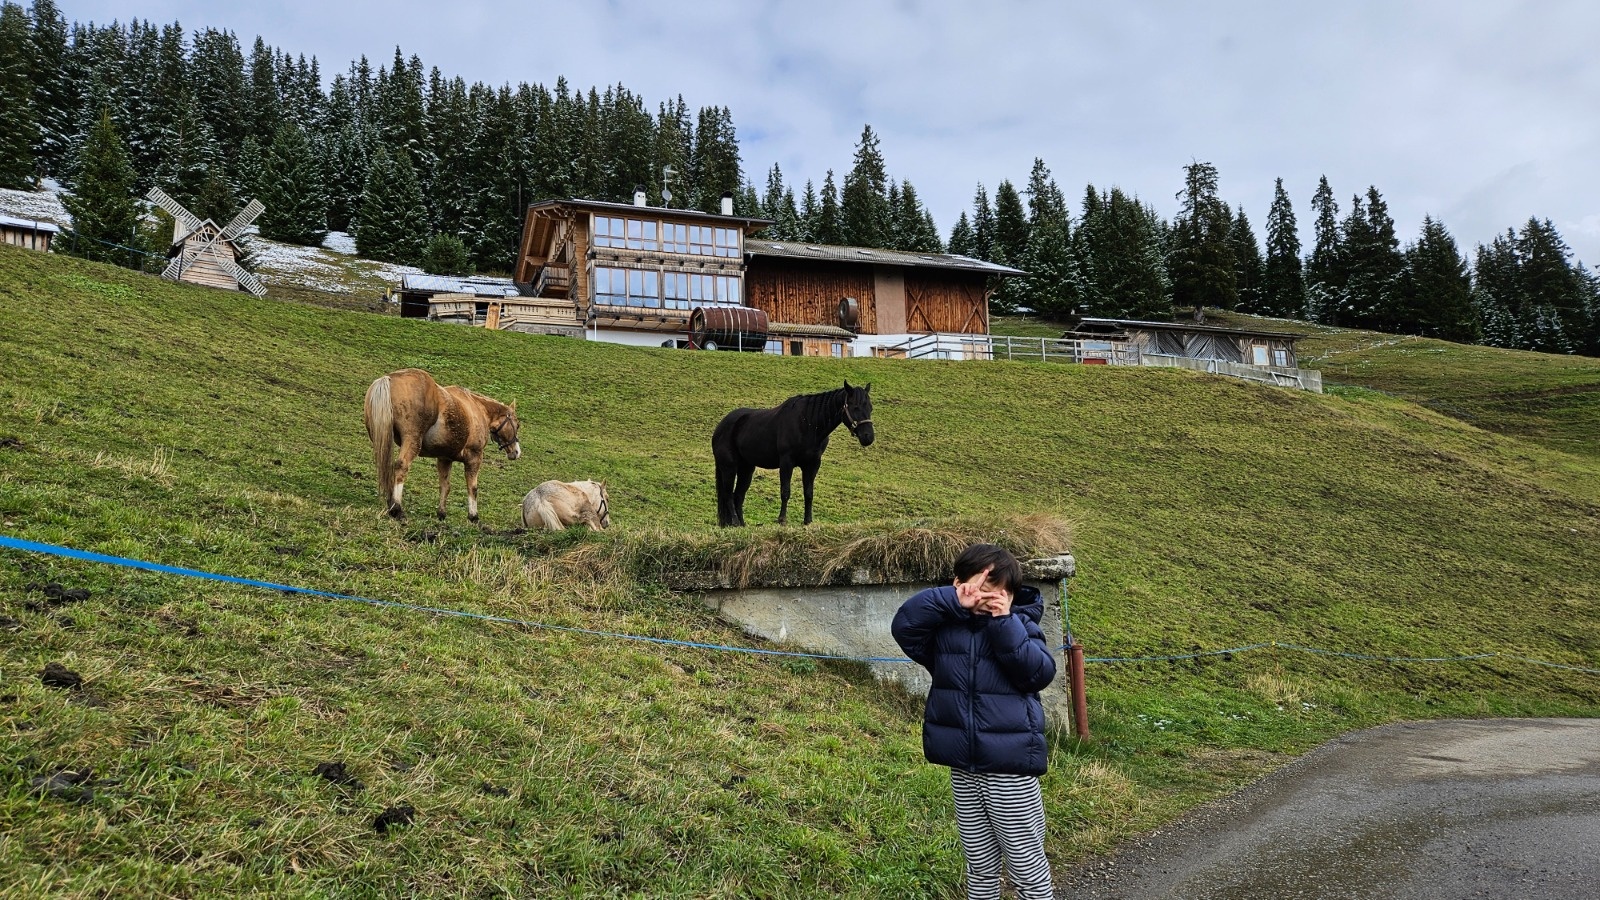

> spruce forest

[{"left": 1, "top": 0, "right": 1597, "bottom": 356}]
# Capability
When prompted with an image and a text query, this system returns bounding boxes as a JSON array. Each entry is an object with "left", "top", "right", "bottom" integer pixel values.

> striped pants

[{"left": 950, "top": 769, "right": 1053, "bottom": 900}]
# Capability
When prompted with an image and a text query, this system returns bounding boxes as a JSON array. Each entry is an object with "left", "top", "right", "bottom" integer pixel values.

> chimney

[
  {"left": 633, "top": 184, "right": 647, "bottom": 207},
  {"left": 720, "top": 191, "right": 734, "bottom": 216}
]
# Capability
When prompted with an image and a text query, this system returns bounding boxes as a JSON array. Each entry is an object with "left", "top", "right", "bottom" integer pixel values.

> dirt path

[{"left": 1058, "top": 718, "right": 1600, "bottom": 899}]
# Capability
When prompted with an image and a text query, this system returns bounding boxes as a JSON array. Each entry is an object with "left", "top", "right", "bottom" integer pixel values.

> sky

[{"left": 64, "top": 0, "right": 1600, "bottom": 267}]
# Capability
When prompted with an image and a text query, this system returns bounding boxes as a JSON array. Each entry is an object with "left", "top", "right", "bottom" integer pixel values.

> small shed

[
  {"left": 1065, "top": 317, "right": 1304, "bottom": 369},
  {"left": 0, "top": 214, "right": 60, "bottom": 252}
]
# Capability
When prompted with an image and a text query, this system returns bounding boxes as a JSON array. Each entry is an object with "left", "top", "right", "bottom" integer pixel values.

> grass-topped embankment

[{"left": 2, "top": 243, "right": 1598, "bottom": 897}]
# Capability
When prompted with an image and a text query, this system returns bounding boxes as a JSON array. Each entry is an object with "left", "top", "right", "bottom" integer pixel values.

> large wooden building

[{"left": 481, "top": 194, "right": 1023, "bottom": 356}]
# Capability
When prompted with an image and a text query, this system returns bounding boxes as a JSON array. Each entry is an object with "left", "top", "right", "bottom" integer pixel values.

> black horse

[{"left": 712, "top": 382, "right": 875, "bottom": 527}]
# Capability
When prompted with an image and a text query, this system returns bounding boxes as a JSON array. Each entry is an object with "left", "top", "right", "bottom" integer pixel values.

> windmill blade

[
  {"left": 221, "top": 258, "right": 267, "bottom": 296},
  {"left": 160, "top": 255, "right": 185, "bottom": 280},
  {"left": 221, "top": 199, "right": 265, "bottom": 239},
  {"left": 146, "top": 187, "right": 202, "bottom": 238}
]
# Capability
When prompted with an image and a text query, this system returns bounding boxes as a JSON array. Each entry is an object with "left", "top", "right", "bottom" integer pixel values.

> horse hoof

[
  {"left": 437, "top": 511, "right": 447, "bottom": 521},
  {"left": 387, "top": 507, "right": 405, "bottom": 521}
]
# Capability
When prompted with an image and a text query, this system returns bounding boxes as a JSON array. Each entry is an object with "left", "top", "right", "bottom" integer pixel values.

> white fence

[{"left": 879, "top": 334, "right": 1321, "bottom": 392}]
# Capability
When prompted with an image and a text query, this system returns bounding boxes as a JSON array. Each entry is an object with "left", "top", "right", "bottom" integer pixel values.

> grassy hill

[{"left": 4, "top": 245, "right": 1598, "bottom": 897}]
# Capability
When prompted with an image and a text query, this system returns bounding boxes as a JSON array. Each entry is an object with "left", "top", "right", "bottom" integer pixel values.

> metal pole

[{"left": 1067, "top": 641, "right": 1089, "bottom": 739}]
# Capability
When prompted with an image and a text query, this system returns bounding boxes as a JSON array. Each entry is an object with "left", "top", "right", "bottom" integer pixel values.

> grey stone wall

[{"left": 693, "top": 554, "right": 1076, "bottom": 727}]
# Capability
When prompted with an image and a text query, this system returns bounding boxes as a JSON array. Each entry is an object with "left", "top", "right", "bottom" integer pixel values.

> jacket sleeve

[
  {"left": 984, "top": 614, "right": 1057, "bottom": 692},
  {"left": 891, "top": 586, "right": 965, "bottom": 671}
]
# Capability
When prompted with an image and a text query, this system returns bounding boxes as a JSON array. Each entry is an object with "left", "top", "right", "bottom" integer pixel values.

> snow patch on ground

[
  {"left": 0, "top": 184, "right": 73, "bottom": 227},
  {"left": 249, "top": 234, "right": 421, "bottom": 294},
  {"left": 322, "top": 231, "right": 357, "bottom": 255}
]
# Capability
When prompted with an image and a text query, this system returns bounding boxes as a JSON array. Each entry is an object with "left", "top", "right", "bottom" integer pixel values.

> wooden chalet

[
  {"left": 0, "top": 214, "right": 60, "bottom": 252},
  {"left": 501, "top": 192, "right": 1023, "bottom": 357}
]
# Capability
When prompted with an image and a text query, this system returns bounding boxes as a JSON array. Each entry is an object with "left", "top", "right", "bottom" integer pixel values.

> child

[{"left": 891, "top": 543, "right": 1056, "bottom": 900}]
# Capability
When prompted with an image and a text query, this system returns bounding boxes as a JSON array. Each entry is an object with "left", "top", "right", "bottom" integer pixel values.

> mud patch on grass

[
  {"left": 374, "top": 803, "right": 416, "bottom": 833},
  {"left": 39, "top": 662, "right": 82, "bottom": 690},
  {"left": 312, "top": 760, "right": 365, "bottom": 790}
]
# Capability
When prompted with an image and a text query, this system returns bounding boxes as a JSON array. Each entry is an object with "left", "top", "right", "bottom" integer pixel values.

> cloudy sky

[{"left": 68, "top": 0, "right": 1600, "bottom": 265}]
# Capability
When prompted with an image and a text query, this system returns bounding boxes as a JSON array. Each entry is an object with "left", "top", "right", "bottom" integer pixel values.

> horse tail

[{"left": 365, "top": 375, "right": 396, "bottom": 506}]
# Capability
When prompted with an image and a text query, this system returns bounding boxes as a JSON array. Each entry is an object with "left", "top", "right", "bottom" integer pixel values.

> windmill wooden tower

[{"left": 147, "top": 188, "right": 267, "bottom": 296}]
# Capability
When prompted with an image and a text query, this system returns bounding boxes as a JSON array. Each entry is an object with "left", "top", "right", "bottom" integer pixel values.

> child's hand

[
  {"left": 954, "top": 567, "right": 993, "bottom": 610},
  {"left": 979, "top": 591, "right": 1013, "bottom": 618}
]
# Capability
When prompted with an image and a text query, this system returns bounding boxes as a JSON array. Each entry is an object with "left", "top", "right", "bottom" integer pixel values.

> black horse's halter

[
  {"left": 595, "top": 488, "right": 609, "bottom": 525},
  {"left": 841, "top": 401, "right": 873, "bottom": 436}
]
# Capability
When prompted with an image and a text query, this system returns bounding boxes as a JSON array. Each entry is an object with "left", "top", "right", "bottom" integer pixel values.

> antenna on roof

[{"left": 661, "top": 165, "right": 676, "bottom": 207}]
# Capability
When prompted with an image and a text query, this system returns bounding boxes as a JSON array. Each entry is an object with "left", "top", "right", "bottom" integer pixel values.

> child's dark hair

[{"left": 953, "top": 544, "right": 1024, "bottom": 594}]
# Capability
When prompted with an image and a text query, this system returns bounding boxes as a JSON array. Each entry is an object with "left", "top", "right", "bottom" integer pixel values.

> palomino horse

[
  {"left": 712, "top": 381, "right": 874, "bottom": 527},
  {"left": 521, "top": 480, "right": 610, "bottom": 531},
  {"left": 363, "top": 368, "right": 521, "bottom": 522}
]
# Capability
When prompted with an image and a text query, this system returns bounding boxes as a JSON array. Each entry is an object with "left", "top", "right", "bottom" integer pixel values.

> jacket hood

[{"left": 1012, "top": 583, "right": 1044, "bottom": 624}]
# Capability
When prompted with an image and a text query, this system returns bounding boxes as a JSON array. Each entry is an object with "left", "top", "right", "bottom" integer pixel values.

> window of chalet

[
  {"left": 663, "top": 271, "right": 690, "bottom": 310},
  {"left": 1251, "top": 344, "right": 1270, "bottom": 366},
  {"left": 688, "top": 273, "right": 741, "bottom": 306},
  {"left": 593, "top": 215, "right": 659, "bottom": 251},
  {"left": 764, "top": 338, "right": 784, "bottom": 355},
  {"left": 663, "top": 223, "right": 689, "bottom": 253},
  {"left": 688, "top": 225, "right": 741, "bottom": 258},
  {"left": 594, "top": 266, "right": 660, "bottom": 308},
  {"left": 1272, "top": 348, "right": 1289, "bottom": 367}
]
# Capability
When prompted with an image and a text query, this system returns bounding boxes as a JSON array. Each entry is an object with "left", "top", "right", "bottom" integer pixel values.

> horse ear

[
  {"left": 843, "top": 379, "right": 852, "bottom": 390},
  {"left": 509, "top": 400, "right": 517, "bottom": 412}
]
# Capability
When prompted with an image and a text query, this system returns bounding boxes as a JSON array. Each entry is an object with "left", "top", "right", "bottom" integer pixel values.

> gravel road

[{"left": 1057, "top": 718, "right": 1600, "bottom": 899}]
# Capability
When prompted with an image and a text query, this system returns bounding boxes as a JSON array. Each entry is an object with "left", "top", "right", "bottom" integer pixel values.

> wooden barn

[
  {"left": 743, "top": 241, "right": 1022, "bottom": 356},
  {"left": 507, "top": 193, "right": 1021, "bottom": 356},
  {"left": 1065, "top": 317, "right": 1304, "bottom": 368},
  {"left": 0, "top": 214, "right": 60, "bottom": 252}
]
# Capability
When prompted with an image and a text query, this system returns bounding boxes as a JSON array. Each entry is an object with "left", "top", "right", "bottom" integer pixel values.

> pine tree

[
  {"left": 1396, "top": 216, "right": 1475, "bottom": 341},
  {"left": 0, "top": 2, "right": 38, "bottom": 188},
  {"left": 255, "top": 122, "right": 327, "bottom": 246},
  {"left": 813, "top": 169, "right": 842, "bottom": 244},
  {"left": 421, "top": 232, "right": 471, "bottom": 276},
  {"left": 1261, "top": 178, "right": 1306, "bottom": 318},
  {"left": 1306, "top": 175, "right": 1342, "bottom": 323},
  {"left": 190, "top": 28, "right": 248, "bottom": 162},
  {"left": 61, "top": 110, "right": 143, "bottom": 266},
  {"left": 1229, "top": 205, "right": 1265, "bottom": 314},
  {"left": 970, "top": 184, "right": 996, "bottom": 262},
  {"left": 894, "top": 179, "right": 941, "bottom": 252},
  {"left": 840, "top": 124, "right": 890, "bottom": 248},
  {"left": 796, "top": 179, "right": 817, "bottom": 241},
  {"left": 1015, "top": 158, "right": 1079, "bottom": 316},
  {"left": 689, "top": 105, "right": 740, "bottom": 213},
  {"left": 153, "top": 98, "right": 225, "bottom": 215},
  {"left": 357, "top": 143, "right": 427, "bottom": 264},
  {"left": 651, "top": 94, "right": 690, "bottom": 207},
  {"left": 947, "top": 211, "right": 975, "bottom": 257},
  {"left": 1078, "top": 186, "right": 1170, "bottom": 320},
  {"left": 1516, "top": 217, "right": 1583, "bottom": 346},
  {"left": 28, "top": 0, "right": 74, "bottom": 176},
  {"left": 246, "top": 37, "right": 280, "bottom": 143},
  {"left": 992, "top": 180, "right": 1027, "bottom": 267},
  {"left": 1471, "top": 232, "right": 1522, "bottom": 348},
  {"left": 1168, "top": 161, "right": 1236, "bottom": 321},
  {"left": 1341, "top": 186, "right": 1405, "bottom": 330}
]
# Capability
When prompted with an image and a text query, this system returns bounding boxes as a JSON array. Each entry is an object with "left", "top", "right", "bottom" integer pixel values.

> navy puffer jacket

[{"left": 891, "top": 584, "right": 1057, "bottom": 776}]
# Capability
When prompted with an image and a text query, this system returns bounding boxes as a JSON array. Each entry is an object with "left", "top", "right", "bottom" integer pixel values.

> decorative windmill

[{"left": 146, "top": 187, "right": 267, "bottom": 296}]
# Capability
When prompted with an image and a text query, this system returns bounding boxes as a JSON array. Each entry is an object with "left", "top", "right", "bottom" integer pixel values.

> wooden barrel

[{"left": 689, "top": 306, "right": 769, "bottom": 352}]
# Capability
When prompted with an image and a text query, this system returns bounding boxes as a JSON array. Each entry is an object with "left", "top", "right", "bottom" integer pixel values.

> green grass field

[{"left": 3, "top": 245, "right": 1598, "bottom": 897}]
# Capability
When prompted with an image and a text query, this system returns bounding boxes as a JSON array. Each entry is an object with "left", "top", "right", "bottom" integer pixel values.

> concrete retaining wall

[{"left": 694, "top": 554, "right": 1076, "bottom": 726}]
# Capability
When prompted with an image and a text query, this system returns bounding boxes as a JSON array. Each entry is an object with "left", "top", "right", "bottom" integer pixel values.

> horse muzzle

[
  {"left": 855, "top": 425, "right": 875, "bottom": 447},
  {"left": 505, "top": 442, "right": 522, "bottom": 461}
]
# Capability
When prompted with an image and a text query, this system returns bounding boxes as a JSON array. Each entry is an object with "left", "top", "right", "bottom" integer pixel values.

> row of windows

[
  {"left": 593, "top": 215, "right": 741, "bottom": 257},
  {"left": 593, "top": 266, "right": 742, "bottom": 310}
]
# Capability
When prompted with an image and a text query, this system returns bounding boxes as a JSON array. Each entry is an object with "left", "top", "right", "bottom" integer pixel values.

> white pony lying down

[{"left": 521, "top": 480, "right": 610, "bottom": 531}]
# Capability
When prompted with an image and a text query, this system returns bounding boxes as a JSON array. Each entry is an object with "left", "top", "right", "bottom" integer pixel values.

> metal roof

[
  {"left": 1069, "top": 317, "right": 1303, "bottom": 341},
  {"left": 526, "top": 197, "right": 773, "bottom": 228},
  {"left": 747, "top": 241, "right": 1025, "bottom": 276},
  {"left": 0, "top": 214, "right": 61, "bottom": 233},
  {"left": 400, "top": 274, "right": 521, "bottom": 297}
]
